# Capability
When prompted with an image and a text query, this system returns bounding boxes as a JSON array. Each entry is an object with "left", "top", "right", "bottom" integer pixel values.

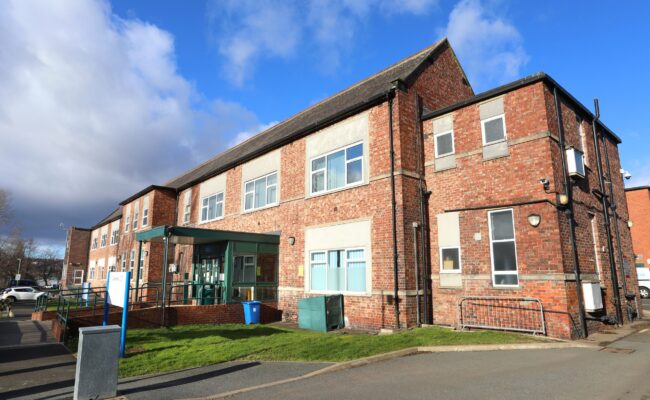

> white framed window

[
  {"left": 310, "top": 142, "right": 363, "bottom": 194},
  {"left": 244, "top": 172, "right": 277, "bottom": 211},
  {"left": 100, "top": 233, "right": 107, "bottom": 248},
  {"left": 133, "top": 205, "right": 139, "bottom": 230},
  {"left": 309, "top": 248, "right": 367, "bottom": 293},
  {"left": 139, "top": 248, "right": 145, "bottom": 279},
  {"left": 89, "top": 264, "right": 95, "bottom": 280},
  {"left": 100, "top": 264, "right": 105, "bottom": 279},
  {"left": 201, "top": 192, "right": 224, "bottom": 222},
  {"left": 142, "top": 208, "right": 149, "bottom": 227},
  {"left": 577, "top": 116, "right": 589, "bottom": 165},
  {"left": 183, "top": 191, "right": 192, "bottom": 224},
  {"left": 488, "top": 209, "right": 519, "bottom": 287},
  {"left": 440, "top": 246, "right": 461, "bottom": 273},
  {"left": 434, "top": 130, "right": 455, "bottom": 158},
  {"left": 73, "top": 270, "right": 84, "bottom": 285},
  {"left": 481, "top": 114, "right": 507, "bottom": 145},
  {"left": 109, "top": 265, "right": 117, "bottom": 273},
  {"left": 121, "top": 254, "right": 127, "bottom": 272},
  {"left": 91, "top": 237, "right": 98, "bottom": 250},
  {"left": 233, "top": 255, "right": 257, "bottom": 283},
  {"left": 129, "top": 250, "right": 135, "bottom": 273},
  {"left": 110, "top": 229, "right": 119, "bottom": 245},
  {"left": 589, "top": 214, "right": 601, "bottom": 280}
]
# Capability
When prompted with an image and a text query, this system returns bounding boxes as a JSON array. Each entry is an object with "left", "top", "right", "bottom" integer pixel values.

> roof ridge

[{"left": 164, "top": 39, "right": 447, "bottom": 187}]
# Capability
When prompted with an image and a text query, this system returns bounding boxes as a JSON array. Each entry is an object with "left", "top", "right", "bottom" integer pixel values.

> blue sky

[{"left": 0, "top": 0, "right": 649, "bottom": 254}]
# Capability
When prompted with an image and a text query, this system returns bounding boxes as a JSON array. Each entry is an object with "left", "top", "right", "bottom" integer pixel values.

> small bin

[{"left": 242, "top": 301, "right": 261, "bottom": 324}]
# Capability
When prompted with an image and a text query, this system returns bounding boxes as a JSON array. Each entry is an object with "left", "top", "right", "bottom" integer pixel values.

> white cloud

[
  {"left": 229, "top": 121, "right": 279, "bottom": 148},
  {"left": 441, "top": 0, "right": 528, "bottom": 91},
  {"left": 208, "top": 0, "right": 439, "bottom": 84},
  {"left": 0, "top": 0, "right": 268, "bottom": 243}
]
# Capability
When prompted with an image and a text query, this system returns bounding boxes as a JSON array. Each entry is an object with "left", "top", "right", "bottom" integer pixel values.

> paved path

[{"left": 229, "top": 330, "right": 650, "bottom": 400}]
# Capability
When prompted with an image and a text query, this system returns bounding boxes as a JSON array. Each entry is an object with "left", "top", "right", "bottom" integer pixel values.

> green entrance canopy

[{"left": 135, "top": 225, "right": 281, "bottom": 245}]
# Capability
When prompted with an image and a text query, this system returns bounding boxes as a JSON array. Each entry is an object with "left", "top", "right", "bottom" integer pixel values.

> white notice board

[{"left": 107, "top": 272, "right": 129, "bottom": 308}]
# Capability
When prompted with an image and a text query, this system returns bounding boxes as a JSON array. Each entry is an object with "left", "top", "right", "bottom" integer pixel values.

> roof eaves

[
  {"left": 119, "top": 185, "right": 176, "bottom": 206},
  {"left": 624, "top": 185, "right": 650, "bottom": 192}
]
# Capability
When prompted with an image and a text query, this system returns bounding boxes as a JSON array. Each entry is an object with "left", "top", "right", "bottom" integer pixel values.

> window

[
  {"left": 434, "top": 131, "right": 455, "bottom": 158},
  {"left": 590, "top": 214, "right": 601, "bottom": 279},
  {"left": 121, "top": 254, "right": 127, "bottom": 272},
  {"left": 100, "top": 264, "right": 105, "bottom": 279},
  {"left": 109, "top": 265, "right": 116, "bottom": 273},
  {"left": 489, "top": 209, "right": 518, "bottom": 286},
  {"left": 91, "top": 237, "right": 98, "bottom": 250},
  {"left": 201, "top": 192, "right": 224, "bottom": 222},
  {"left": 110, "top": 229, "right": 119, "bottom": 245},
  {"left": 73, "top": 270, "right": 84, "bottom": 285},
  {"left": 100, "top": 233, "right": 107, "bottom": 248},
  {"left": 142, "top": 208, "right": 149, "bottom": 226},
  {"left": 139, "top": 248, "right": 145, "bottom": 279},
  {"left": 183, "top": 191, "right": 191, "bottom": 224},
  {"left": 244, "top": 172, "right": 277, "bottom": 211},
  {"left": 233, "top": 255, "right": 256, "bottom": 283},
  {"left": 311, "top": 143, "right": 363, "bottom": 194},
  {"left": 133, "top": 206, "right": 139, "bottom": 230},
  {"left": 89, "top": 264, "right": 95, "bottom": 279},
  {"left": 481, "top": 114, "right": 506, "bottom": 145},
  {"left": 310, "top": 248, "right": 366, "bottom": 293},
  {"left": 440, "top": 247, "right": 461, "bottom": 273},
  {"left": 566, "top": 147, "right": 585, "bottom": 178},
  {"left": 129, "top": 250, "right": 135, "bottom": 273},
  {"left": 125, "top": 216, "right": 130, "bottom": 232},
  {"left": 577, "top": 116, "right": 589, "bottom": 165}
]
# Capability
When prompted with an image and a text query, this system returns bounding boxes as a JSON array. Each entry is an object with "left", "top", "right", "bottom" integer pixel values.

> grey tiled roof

[
  {"left": 92, "top": 207, "right": 122, "bottom": 229},
  {"left": 164, "top": 38, "right": 450, "bottom": 190}
]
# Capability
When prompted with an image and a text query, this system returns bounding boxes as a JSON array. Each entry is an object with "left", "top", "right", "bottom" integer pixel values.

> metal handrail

[{"left": 458, "top": 296, "right": 546, "bottom": 335}]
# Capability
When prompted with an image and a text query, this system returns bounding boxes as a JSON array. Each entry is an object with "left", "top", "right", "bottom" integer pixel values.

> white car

[
  {"left": 0, "top": 286, "right": 46, "bottom": 302},
  {"left": 637, "top": 267, "right": 650, "bottom": 299}
]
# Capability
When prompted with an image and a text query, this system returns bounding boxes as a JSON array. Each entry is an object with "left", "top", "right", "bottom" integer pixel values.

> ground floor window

[
  {"left": 489, "top": 209, "right": 518, "bottom": 286},
  {"left": 440, "top": 247, "right": 461, "bottom": 272},
  {"left": 73, "top": 270, "right": 84, "bottom": 285},
  {"left": 310, "top": 248, "right": 366, "bottom": 293}
]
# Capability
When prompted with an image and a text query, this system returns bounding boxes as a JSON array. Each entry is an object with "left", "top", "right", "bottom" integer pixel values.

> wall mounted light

[
  {"left": 528, "top": 214, "right": 541, "bottom": 227},
  {"left": 627, "top": 220, "right": 633, "bottom": 229},
  {"left": 288, "top": 236, "right": 296, "bottom": 246},
  {"left": 558, "top": 194, "right": 569, "bottom": 206}
]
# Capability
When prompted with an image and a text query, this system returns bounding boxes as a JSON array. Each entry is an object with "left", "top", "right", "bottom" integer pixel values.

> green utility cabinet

[{"left": 298, "top": 295, "right": 345, "bottom": 332}]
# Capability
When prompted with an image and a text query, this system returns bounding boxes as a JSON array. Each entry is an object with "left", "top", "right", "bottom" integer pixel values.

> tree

[
  {"left": 0, "top": 229, "right": 35, "bottom": 286},
  {"left": 28, "top": 248, "right": 63, "bottom": 286},
  {"left": 0, "top": 189, "right": 9, "bottom": 227}
]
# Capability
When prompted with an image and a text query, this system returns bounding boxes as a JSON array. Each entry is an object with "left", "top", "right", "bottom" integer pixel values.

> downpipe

[{"left": 387, "top": 87, "right": 400, "bottom": 329}]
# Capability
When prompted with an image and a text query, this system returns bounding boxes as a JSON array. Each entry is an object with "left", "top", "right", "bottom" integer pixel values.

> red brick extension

[{"left": 626, "top": 187, "right": 650, "bottom": 267}]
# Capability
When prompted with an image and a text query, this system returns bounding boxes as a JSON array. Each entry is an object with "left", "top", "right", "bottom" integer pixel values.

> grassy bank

[{"left": 119, "top": 324, "right": 541, "bottom": 378}]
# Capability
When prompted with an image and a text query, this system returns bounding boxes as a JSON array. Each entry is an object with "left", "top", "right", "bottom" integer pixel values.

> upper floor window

[
  {"left": 133, "top": 206, "right": 139, "bottom": 230},
  {"left": 121, "top": 254, "right": 127, "bottom": 272},
  {"left": 244, "top": 172, "right": 277, "bottom": 211},
  {"left": 489, "top": 209, "right": 518, "bottom": 287},
  {"left": 481, "top": 114, "right": 506, "bottom": 145},
  {"left": 183, "top": 191, "right": 192, "bottom": 224},
  {"left": 110, "top": 229, "right": 119, "bottom": 245},
  {"left": 201, "top": 192, "right": 224, "bottom": 222},
  {"left": 125, "top": 216, "right": 130, "bottom": 232},
  {"left": 100, "top": 233, "right": 107, "bottom": 248},
  {"left": 142, "top": 208, "right": 149, "bottom": 227},
  {"left": 91, "top": 237, "right": 98, "bottom": 250},
  {"left": 310, "top": 142, "right": 363, "bottom": 194},
  {"left": 434, "top": 130, "right": 455, "bottom": 158}
]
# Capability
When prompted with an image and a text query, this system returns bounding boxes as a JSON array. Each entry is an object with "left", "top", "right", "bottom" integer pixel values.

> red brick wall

[{"left": 627, "top": 188, "right": 650, "bottom": 267}]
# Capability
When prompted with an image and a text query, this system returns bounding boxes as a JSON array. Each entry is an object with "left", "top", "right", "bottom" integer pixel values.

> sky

[{"left": 0, "top": 0, "right": 649, "bottom": 255}]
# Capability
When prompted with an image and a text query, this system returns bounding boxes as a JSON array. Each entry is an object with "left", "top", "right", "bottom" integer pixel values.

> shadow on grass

[{"left": 130, "top": 325, "right": 290, "bottom": 343}]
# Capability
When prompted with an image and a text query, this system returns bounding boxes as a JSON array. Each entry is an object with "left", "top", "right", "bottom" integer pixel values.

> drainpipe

[
  {"left": 553, "top": 88, "right": 588, "bottom": 338},
  {"left": 591, "top": 99, "right": 624, "bottom": 325},
  {"left": 161, "top": 231, "right": 170, "bottom": 326},
  {"left": 135, "top": 240, "right": 143, "bottom": 302},
  {"left": 601, "top": 133, "right": 631, "bottom": 303},
  {"left": 387, "top": 86, "right": 400, "bottom": 329},
  {"left": 412, "top": 222, "right": 421, "bottom": 326},
  {"left": 415, "top": 96, "right": 432, "bottom": 324}
]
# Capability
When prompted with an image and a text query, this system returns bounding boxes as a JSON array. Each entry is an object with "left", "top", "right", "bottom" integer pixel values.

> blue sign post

[{"left": 102, "top": 271, "right": 131, "bottom": 358}]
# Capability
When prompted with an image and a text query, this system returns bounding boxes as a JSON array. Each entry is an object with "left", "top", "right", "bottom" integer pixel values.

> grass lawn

[{"left": 118, "top": 323, "right": 543, "bottom": 378}]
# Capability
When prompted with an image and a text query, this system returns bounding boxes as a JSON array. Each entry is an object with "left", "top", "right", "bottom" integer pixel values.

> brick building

[
  {"left": 626, "top": 186, "right": 650, "bottom": 268},
  {"left": 66, "top": 39, "right": 639, "bottom": 338},
  {"left": 60, "top": 227, "right": 91, "bottom": 288}
]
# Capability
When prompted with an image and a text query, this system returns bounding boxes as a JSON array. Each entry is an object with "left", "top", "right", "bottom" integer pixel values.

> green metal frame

[{"left": 136, "top": 225, "right": 280, "bottom": 306}]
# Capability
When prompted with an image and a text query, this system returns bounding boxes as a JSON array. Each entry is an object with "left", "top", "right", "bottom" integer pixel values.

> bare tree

[
  {"left": 0, "top": 229, "right": 35, "bottom": 286},
  {"left": 28, "top": 248, "right": 63, "bottom": 286}
]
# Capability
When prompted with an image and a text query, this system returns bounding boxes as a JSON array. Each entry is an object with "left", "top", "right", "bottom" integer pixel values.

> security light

[{"left": 528, "top": 214, "right": 541, "bottom": 227}]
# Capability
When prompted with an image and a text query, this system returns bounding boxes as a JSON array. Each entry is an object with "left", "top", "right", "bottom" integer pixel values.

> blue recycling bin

[{"left": 242, "top": 301, "right": 261, "bottom": 324}]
